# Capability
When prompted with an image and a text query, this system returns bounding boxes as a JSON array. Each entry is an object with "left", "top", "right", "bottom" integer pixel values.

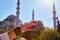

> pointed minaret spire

[
  {"left": 16, "top": 0, "right": 20, "bottom": 26},
  {"left": 52, "top": 0, "right": 57, "bottom": 29},
  {"left": 53, "top": 0, "right": 56, "bottom": 11},
  {"left": 32, "top": 9, "right": 34, "bottom": 21}
]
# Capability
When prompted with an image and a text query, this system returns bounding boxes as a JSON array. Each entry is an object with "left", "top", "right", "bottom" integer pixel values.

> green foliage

[
  {"left": 55, "top": 32, "right": 60, "bottom": 40},
  {"left": 39, "top": 28, "right": 60, "bottom": 40}
]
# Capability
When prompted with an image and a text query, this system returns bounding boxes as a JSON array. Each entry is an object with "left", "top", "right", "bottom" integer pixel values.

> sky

[{"left": 0, "top": 0, "right": 60, "bottom": 28}]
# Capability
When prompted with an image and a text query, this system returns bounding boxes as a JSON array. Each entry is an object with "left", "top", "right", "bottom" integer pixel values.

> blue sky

[{"left": 0, "top": 0, "right": 60, "bottom": 28}]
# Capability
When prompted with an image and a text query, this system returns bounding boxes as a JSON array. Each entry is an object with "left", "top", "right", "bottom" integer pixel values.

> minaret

[
  {"left": 32, "top": 9, "right": 34, "bottom": 21},
  {"left": 57, "top": 16, "right": 60, "bottom": 32},
  {"left": 57, "top": 16, "right": 59, "bottom": 25},
  {"left": 16, "top": 0, "right": 20, "bottom": 26},
  {"left": 52, "top": 0, "right": 57, "bottom": 29}
]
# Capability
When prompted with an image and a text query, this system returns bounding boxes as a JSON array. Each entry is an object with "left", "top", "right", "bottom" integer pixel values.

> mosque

[
  {"left": 0, "top": 0, "right": 59, "bottom": 32},
  {"left": 0, "top": 0, "right": 44, "bottom": 32},
  {"left": 0, "top": 0, "right": 60, "bottom": 40},
  {"left": 0, "top": 0, "right": 44, "bottom": 40}
]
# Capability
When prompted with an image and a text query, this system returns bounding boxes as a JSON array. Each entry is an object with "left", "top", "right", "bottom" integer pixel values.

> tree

[
  {"left": 39, "top": 29, "right": 57, "bottom": 40},
  {"left": 55, "top": 32, "right": 60, "bottom": 40}
]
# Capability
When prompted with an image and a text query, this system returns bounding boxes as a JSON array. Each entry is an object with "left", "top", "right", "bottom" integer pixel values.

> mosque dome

[
  {"left": 4, "top": 15, "right": 16, "bottom": 22},
  {"left": 7, "top": 15, "right": 16, "bottom": 19}
]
